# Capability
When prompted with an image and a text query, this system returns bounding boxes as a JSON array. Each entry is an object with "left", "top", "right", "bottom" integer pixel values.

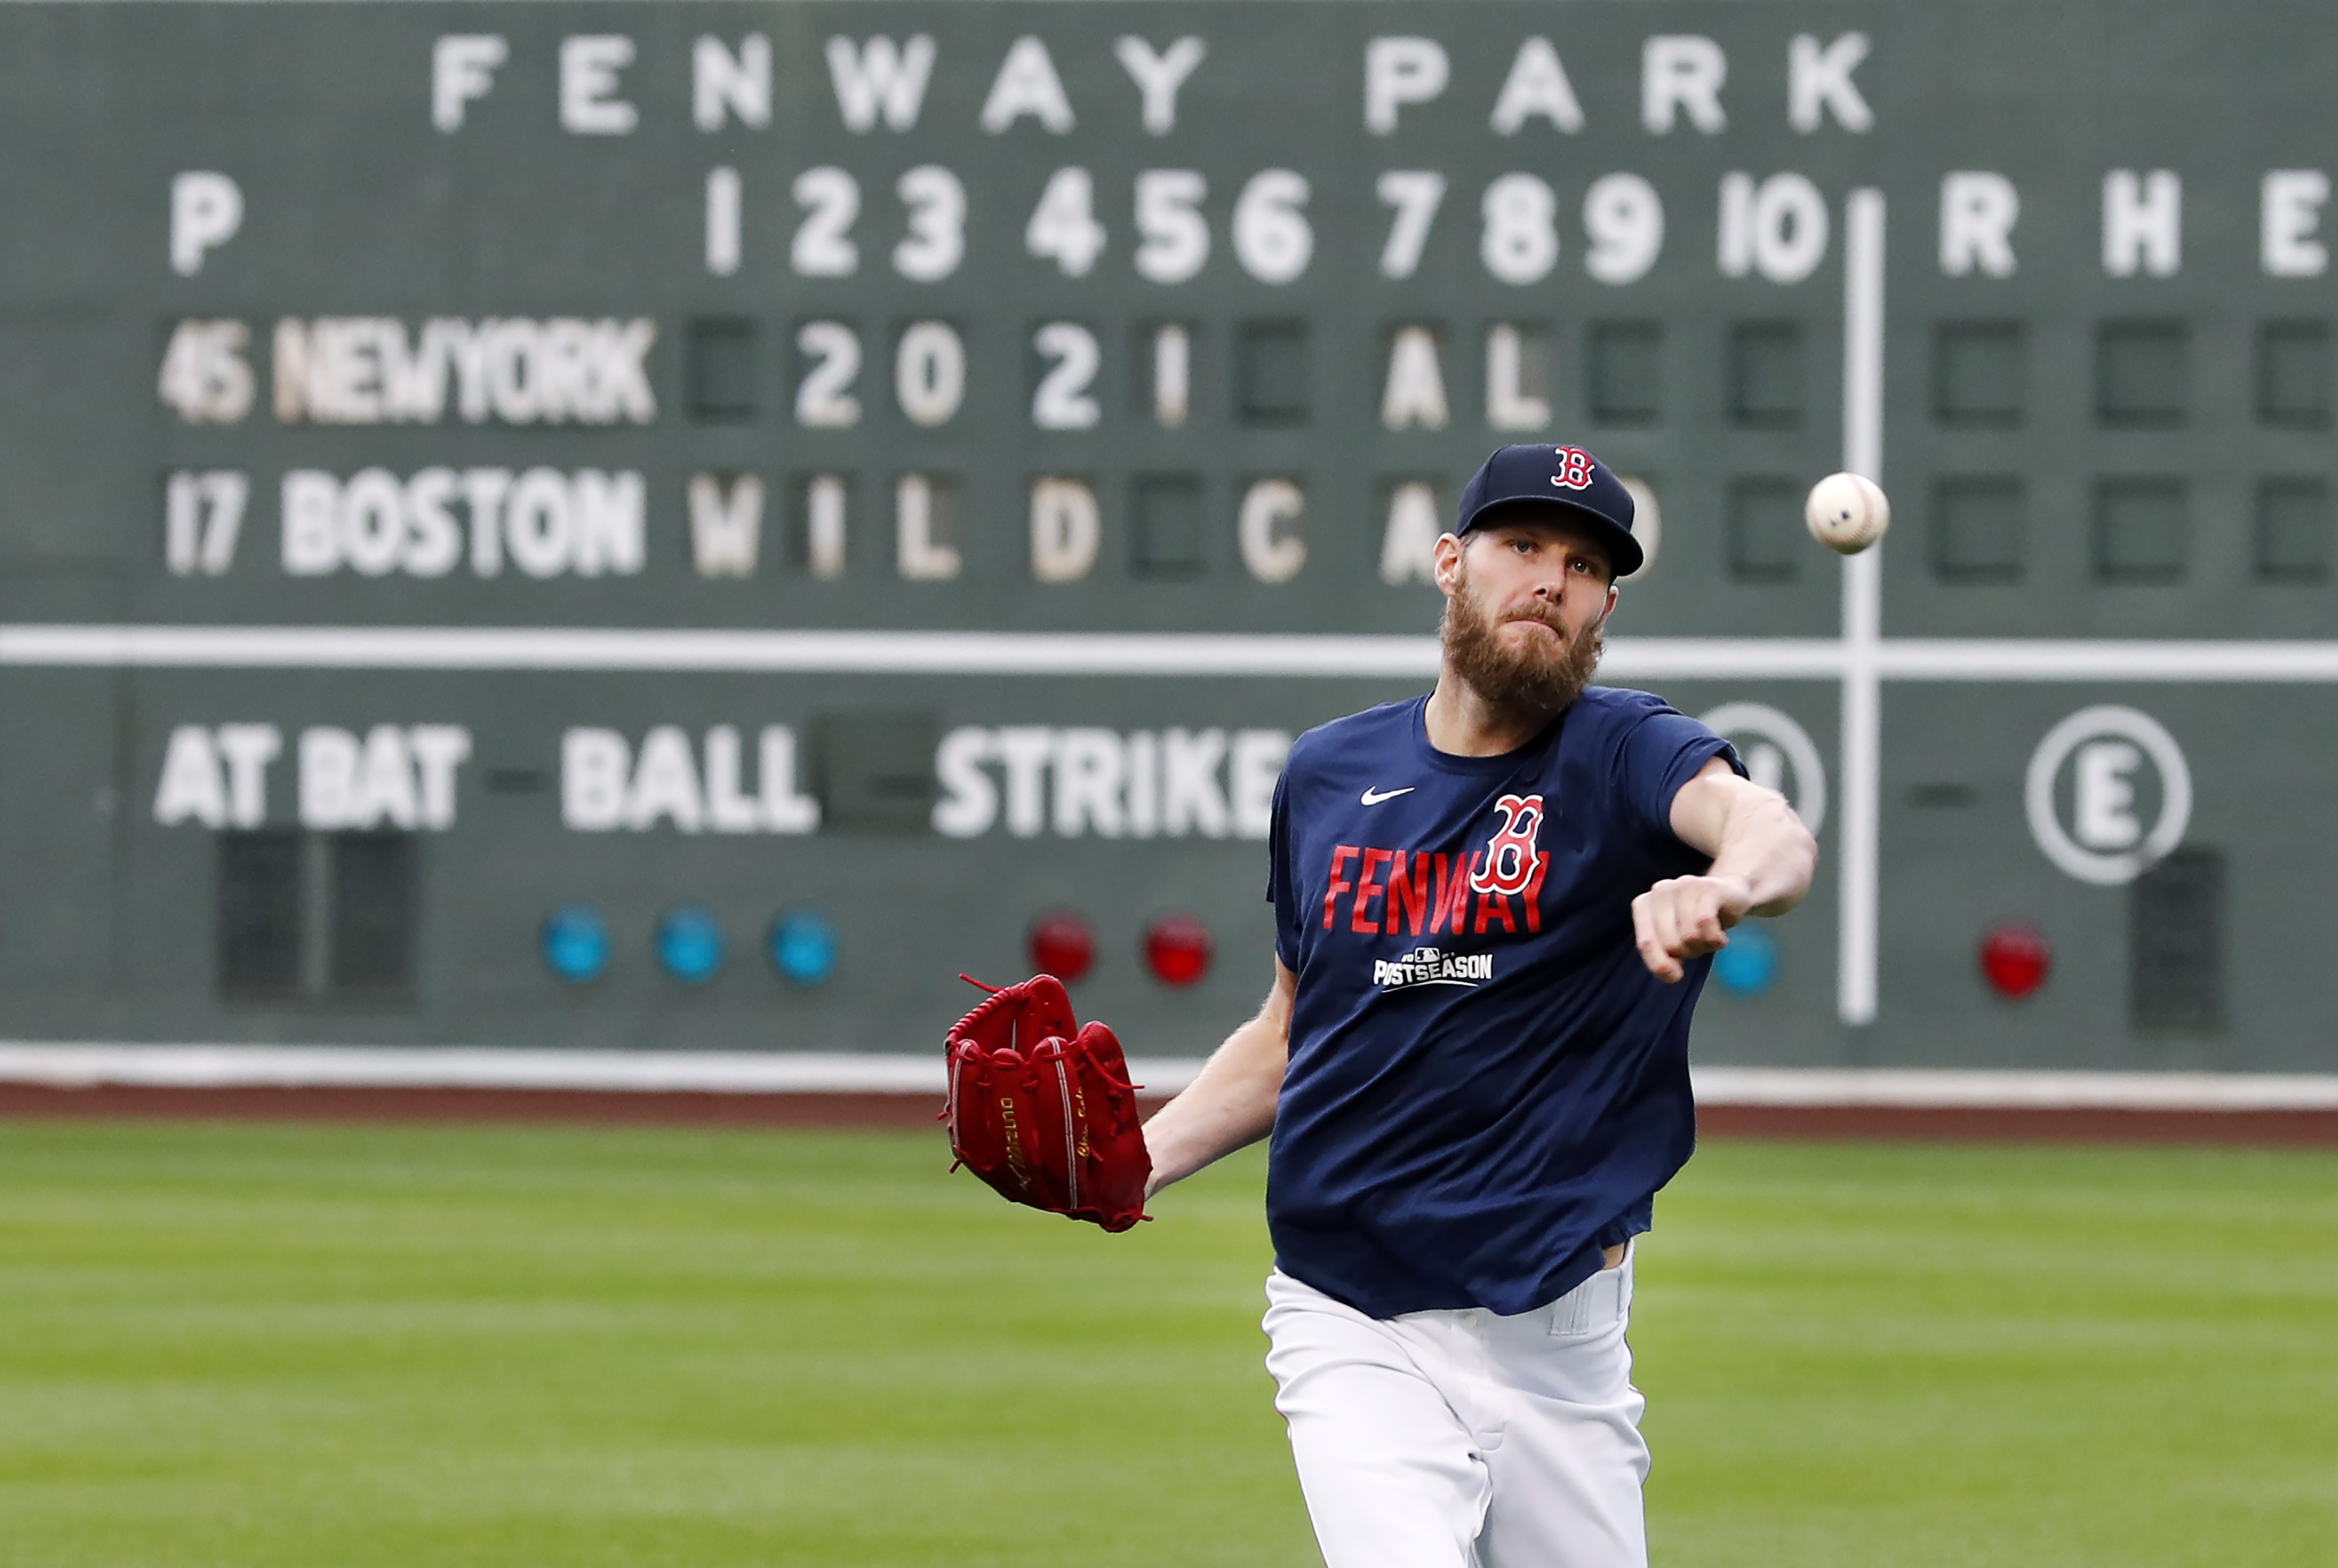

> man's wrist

[
  {"left": 1140, "top": 1118, "right": 1187, "bottom": 1195},
  {"left": 1707, "top": 870, "right": 1758, "bottom": 916}
]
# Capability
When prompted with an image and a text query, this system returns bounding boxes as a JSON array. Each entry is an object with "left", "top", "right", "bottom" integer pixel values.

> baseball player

[{"left": 1139, "top": 444, "right": 1819, "bottom": 1568}]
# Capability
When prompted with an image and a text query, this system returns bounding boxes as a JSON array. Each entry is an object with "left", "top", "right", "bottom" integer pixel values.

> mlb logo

[{"left": 1548, "top": 447, "right": 1596, "bottom": 489}]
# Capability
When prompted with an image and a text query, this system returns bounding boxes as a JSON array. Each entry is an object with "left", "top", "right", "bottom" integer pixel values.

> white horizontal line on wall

[
  {"left": 1608, "top": 639, "right": 1848, "bottom": 679},
  {"left": 4, "top": 1045, "right": 2335, "bottom": 1110},
  {"left": 0, "top": 1043, "right": 1189, "bottom": 1097},
  {"left": 0, "top": 625, "right": 1446, "bottom": 678},
  {"left": 1875, "top": 640, "right": 2338, "bottom": 682},
  {"left": 0, "top": 1044, "right": 956, "bottom": 1095},
  {"left": 3, "top": 625, "right": 2338, "bottom": 682},
  {"left": 1690, "top": 1067, "right": 2338, "bottom": 1111}
]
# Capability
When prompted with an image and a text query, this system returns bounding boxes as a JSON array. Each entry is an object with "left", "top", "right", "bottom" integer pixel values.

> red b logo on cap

[{"left": 1550, "top": 447, "right": 1595, "bottom": 489}]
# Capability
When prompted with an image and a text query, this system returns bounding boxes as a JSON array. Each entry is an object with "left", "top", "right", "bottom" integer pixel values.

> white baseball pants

[{"left": 1262, "top": 1248, "right": 1649, "bottom": 1568}]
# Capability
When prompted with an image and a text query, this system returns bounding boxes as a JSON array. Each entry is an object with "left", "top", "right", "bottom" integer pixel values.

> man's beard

[{"left": 1440, "top": 571, "right": 1605, "bottom": 718}]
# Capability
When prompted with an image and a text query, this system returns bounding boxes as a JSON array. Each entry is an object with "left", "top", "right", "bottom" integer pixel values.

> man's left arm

[{"left": 1631, "top": 757, "right": 1819, "bottom": 984}]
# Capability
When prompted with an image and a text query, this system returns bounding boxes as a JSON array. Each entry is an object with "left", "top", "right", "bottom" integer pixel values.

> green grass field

[{"left": 1, "top": 1122, "right": 2333, "bottom": 1567}]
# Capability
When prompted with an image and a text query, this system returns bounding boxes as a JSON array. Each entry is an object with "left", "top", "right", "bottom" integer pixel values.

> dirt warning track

[{"left": 1, "top": 1051, "right": 2333, "bottom": 1145}]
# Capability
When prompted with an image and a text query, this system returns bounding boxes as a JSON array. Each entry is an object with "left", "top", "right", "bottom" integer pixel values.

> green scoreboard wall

[{"left": 0, "top": 0, "right": 2331, "bottom": 1068}]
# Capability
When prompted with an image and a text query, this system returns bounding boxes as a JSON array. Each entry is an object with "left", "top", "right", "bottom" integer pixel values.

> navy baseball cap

[{"left": 1454, "top": 443, "right": 1642, "bottom": 578}]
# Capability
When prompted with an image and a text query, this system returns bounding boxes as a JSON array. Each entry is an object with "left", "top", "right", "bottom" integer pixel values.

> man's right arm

[{"left": 1140, "top": 957, "right": 1295, "bottom": 1199}]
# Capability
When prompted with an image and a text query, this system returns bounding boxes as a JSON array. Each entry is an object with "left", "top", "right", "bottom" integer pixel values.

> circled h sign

[
  {"left": 1698, "top": 702, "right": 1826, "bottom": 838},
  {"left": 2024, "top": 705, "right": 2192, "bottom": 886}
]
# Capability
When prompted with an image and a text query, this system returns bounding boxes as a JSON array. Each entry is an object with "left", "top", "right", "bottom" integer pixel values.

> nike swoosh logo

[{"left": 1360, "top": 786, "right": 1416, "bottom": 806}]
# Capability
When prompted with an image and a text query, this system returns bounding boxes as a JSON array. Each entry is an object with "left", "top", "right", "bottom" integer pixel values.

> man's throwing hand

[{"left": 1631, "top": 874, "right": 1755, "bottom": 984}]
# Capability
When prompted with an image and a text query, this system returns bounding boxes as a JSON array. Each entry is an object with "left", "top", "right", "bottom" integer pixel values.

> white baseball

[{"left": 1804, "top": 472, "right": 1891, "bottom": 555}]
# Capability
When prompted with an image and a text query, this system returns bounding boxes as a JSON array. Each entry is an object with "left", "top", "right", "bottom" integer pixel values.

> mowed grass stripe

[{"left": 1, "top": 1122, "right": 2333, "bottom": 1567}]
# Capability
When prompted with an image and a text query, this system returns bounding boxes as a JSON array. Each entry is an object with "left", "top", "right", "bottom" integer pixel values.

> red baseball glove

[{"left": 943, "top": 974, "right": 1151, "bottom": 1232}]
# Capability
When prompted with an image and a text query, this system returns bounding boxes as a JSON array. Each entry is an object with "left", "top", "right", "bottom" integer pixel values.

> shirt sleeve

[
  {"left": 1615, "top": 706, "right": 1745, "bottom": 843},
  {"left": 1265, "top": 770, "right": 1302, "bottom": 971}
]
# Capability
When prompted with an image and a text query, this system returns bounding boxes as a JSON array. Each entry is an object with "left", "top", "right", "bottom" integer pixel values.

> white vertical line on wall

[{"left": 1838, "top": 188, "right": 1888, "bottom": 1027}]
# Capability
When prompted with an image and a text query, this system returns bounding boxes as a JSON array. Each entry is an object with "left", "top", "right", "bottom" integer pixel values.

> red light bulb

[
  {"left": 1978, "top": 922, "right": 2051, "bottom": 999},
  {"left": 1143, "top": 915, "right": 1214, "bottom": 987},
  {"left": 1027, "top": 911, "right": 1096, "bottom": 984}
]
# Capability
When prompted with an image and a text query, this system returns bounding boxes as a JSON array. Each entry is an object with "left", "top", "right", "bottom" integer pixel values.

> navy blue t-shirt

[{"left": 1264, "top": 688, "right": 1742, "bottom": 1319}]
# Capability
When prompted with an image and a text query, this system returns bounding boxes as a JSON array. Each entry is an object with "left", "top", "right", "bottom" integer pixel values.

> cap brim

[{"left": 1458, "top": 496, "right": 1644, "bottom": 578}]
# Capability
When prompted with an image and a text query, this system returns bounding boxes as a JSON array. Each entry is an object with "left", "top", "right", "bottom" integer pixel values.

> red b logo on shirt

[{"left": 1470, "top": 794, "right": 1545, "bottom": 897}]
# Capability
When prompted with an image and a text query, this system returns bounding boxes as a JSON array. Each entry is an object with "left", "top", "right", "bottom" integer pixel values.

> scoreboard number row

[
  {"left": 170, "top": 156, "right": 2336, "bottom": 290},
  {"left": 709, "top": 162, "right": 1651, "bottom": 287}
]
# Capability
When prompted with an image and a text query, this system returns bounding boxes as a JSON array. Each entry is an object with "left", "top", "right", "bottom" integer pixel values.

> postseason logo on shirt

[{"left": 1372, "top": 945, "right": 1496, "bottom": 991}]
